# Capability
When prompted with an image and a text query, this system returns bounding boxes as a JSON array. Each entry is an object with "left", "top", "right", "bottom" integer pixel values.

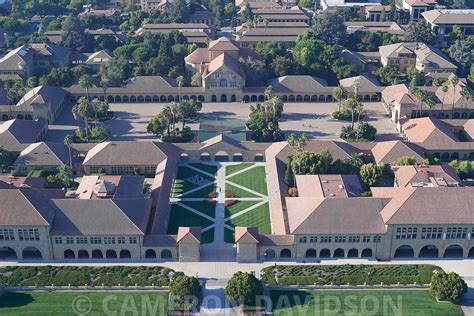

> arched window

[
  {"left": 220, "top": 79, "right": 228, "bottom": 87},
  {"left": 145, "top": 249, "right": 156, "bottom": 259}
]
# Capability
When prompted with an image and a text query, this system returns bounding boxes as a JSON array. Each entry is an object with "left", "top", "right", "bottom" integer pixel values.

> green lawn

[
  {"left": 181, "top": 201, "right": 216, "bottom": 218},
  {"left": 167, "top": 204, "right": 214, "bottom": 234},
  {"left": 172, "top": 166, "right": 214, "bottom": 197},
  {"left": 270, "top": 290, "right": 463, "bottom": 316},
  {"left": 225, "top": 163, "right": 255, "bottom": 176},
  {"left": 226, "top": 183, "right": 259, "bottom": 198},
  {"left": 224, "top": 228, "right": 235, "bottom": 243},
  {"left": 0, "top": 291, "right": 168, "bottom": 315},
  {"left": 201, "top": 228, "right": 215, "bottom": 244},
  {"left": 225, "top": 200, "right": 259, "bottom": 218},
  {"left": 189, "top": 163, "right": 218, "bottom": 176},
  {"left": 184, "top": 183, "right": 216, "bottom": 198},
  {"left": 225, "top": 203, "right": 271, "bottom": 234},
  {"left": 227, "top": 166, "right": 268, "bottom": 195}
]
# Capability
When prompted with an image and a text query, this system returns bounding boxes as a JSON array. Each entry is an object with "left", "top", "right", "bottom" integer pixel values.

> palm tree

[
  {"left": 101, "top": 77, "right": 109, "bottom": 102},
  {"left": 346, "top": 153, "right": 363, "bottom": 173},
  {"left": 79, "top": 75, "right": 92, "bottom": 101},
  {"left": 450, "top": 75, "right": 459, "bottom": 118},
  {"left": 64, "top": 135, "right": 73, "bottom": 169},
  {"left": 162, "top": 105, "right": 173, "bottom": 136},
  {"left": 441, "top": 82, "right": 449, "bottom": 111},
  {"left": 264, "top": 86, "right": 274, "bottom": 101},
  {"left": 352, "top": 78, "right": 361, "bottom": 102},
  {"left": 333, "top": 85, "right": 347, "bottom": 112},
  {"left": 90, "top": 98, "right": 102, "bottom": 127},
  {"left": 460, "top": 87, "right": 471, "bottom": 109},
  {"left": 72, "top": 97, "right": 92, "bottom": 142},
  {"left": 176, "top": 76, "right": 184, "bottom": 104}
]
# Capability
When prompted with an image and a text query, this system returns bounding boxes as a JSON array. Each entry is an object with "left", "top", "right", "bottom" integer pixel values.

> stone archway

[
  {"left": 319, "top": 249, "right": 330, "bottom": 258},
  {"left": 264, "top": 249, "right": 275, "bottom": 259},
  {"left": 305, "top": 249, "right": 317, "bottom": 258},
  {"left": 106, "top": 250, "right": 117, "bottom": 259},
  {"left": 231, "top": 95, "right": 236, "bottom": 102},
  {"left": 419, "top": 245, "right": 439, "bottom": 258},
  {"left": 361, "top": 248, "right": 373, "bottom": 258},
  {"left": 394, "top": 245, "right": 414, "bottom": 258},
  {"left": 120, "top": 250, "right": 131, "bottom": 258},
  {"left": 347, "top": 248, "right": 358, "bottom": 258},
  {"left": 333, "top": 248, "right": 345, "bottom": 258},
  {"left": 0, "top": 247, "right": 17, "bottom": 260},
  {"left": 221, "top": 94, "right": 227, "bottom": 102},
  {"left": 232, "top": 153, "right": 243, "bottom": 162},
  {"left": 443, "top": 245, "right": 463, "bottom": 258},
  {"left": 64, "top": 249, "right": 75, "bottom": 259},
  {"left": 201, "top": 152, "right": 211, "bottom": 161},
  {"left": 92, "top": 249, "right": 103, "bottom": 259},
  {"left": 145, "top": 249, "right": 156, "bottom": 259},
  {"left": 468, "top": 247, "right": 474, "bottom": 258},
  {"left": 243, "top": 95, "right": 250, "bottom": 102},
  {"left": 161, "top": 249, "right": 172, "bottom": 259},
  {"left": 215, "top": 151, "right": 229, "bottom": 162},
  {"left": 22, "top": 247, "right": 42, "bottom": 260},
  {"left": 78, "top": 250, "right": 89, "bottom": 259},
  {"left": 280, "top": 249, "right": 292, "bottom": 258}
]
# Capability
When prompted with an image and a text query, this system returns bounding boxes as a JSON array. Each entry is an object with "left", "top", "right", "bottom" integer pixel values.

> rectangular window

[
  {"left": 421, "top": 227, "right": 443, "bottom": 239},
  {"left": 396, "top": 227, "right": 417, "bottom": 239},
  {"left": 104, "top": 237, "right": 116, "bottom": 244},
  {"left": 373, "top": 235, "right": 381, "bottom": 243},
  {"left": 118, "top": 237, "right": 126, "bottom": 244},
  {"left": 362, "top": 236, "right": 371, "bottom": 243},
  {"left": 18, "top": 229, "right": 40, "bottom": 241},
  {"left": 90, "top": 237, "right": 102, "bottom": 244},
  {"left": 348, "top": 236, "right": 360, "bottom": 243},
  {"left": 320, "top": 236, "right": 332, "bottom": 243},
  {"left": 0, "top": 229, "right": 15, "bottom": 241},
  {"left": 309, "top": 236, "right": 317, "bottom": 243},
  {"left": 299, "top": 236, "right": 307, "bottom": 243},
  {"left": 66, "top": 237, "right": 75, "bottom": 244},
  {"left": 55, "top": 237, "right": 62, "bottom": 244},
  {"left": 129, "top": 237, "right": 137, "bottom": 244},
  {"left": 76, "top": 237, "right": 88, "bottom": 244},
  {"left": 335, "top": 236, "right": 346, "bottom": 243},
  {"left": 446, "top": 227, "right": 468, "bottom": 239}
]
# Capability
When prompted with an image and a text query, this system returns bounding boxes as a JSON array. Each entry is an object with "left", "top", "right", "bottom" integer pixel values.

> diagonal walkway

[{"left": 224, "top": 200, "right": 268, "bottom": 221}]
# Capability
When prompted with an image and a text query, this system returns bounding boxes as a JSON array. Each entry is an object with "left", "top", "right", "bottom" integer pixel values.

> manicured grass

[
  {"left": 226, "top": 183, "right": 259, "bottom": 198},
  {"left": 225, "top": 203, "right": 271, "bottom": 234},
  {"left": 227, "top": 166, "right": 268, "bottom": 195},
  {"left": 225, "top": 163, "right": 255, "bottom": 176},
  {"left": 167, "top": 204, "right": 214, "bottom": 234},
  {"left": 270, "top": 290, "right": 463, "bottom": 316},
  {"left": 189, "top": 163, "right": 218, "bottom": 176},
  {"left": 201, "top": 228, "right": 215, "bottom": 244},
  {"left": 224, "top": 228, "right": 235, "bottom": 243},
  {"left": 0, "top": 291, "right": 168, "bottom": 316},
  {"left": 181, "top": 201, "right": 216, "bottom": 218},
  {"left": 172, "top": 166, "right": 214, "bottom": 197},
  {"left": 225, "top": 200, "right": 259, "bottom": 218},
  {"left": 184, "top": 183, "right": 216, "bottom": 198}
]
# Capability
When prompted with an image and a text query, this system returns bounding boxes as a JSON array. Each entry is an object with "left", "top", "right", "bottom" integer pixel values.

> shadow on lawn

[{"left": 0, "top": 292, "right": 34, "bottom": 308}]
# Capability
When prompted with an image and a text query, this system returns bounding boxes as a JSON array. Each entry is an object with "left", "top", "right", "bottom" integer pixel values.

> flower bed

[{"left": 262, "top": 264, "right": 439, "bottom": 286}]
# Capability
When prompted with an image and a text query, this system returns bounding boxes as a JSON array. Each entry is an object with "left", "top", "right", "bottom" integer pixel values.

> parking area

[{"left": 45, "top": 101, "right": 400, "bottom": 142}]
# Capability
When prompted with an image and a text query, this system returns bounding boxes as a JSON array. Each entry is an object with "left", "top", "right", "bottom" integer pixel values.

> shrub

[
  {"left": 430, "top": 271, "right": 467, "bottom": 302},
  {"left": 288, "top": 187, "right": 298, "bottom": 197},
  {"left": 225, "top": 199, "right": 237, "bottom": 207},
  {"left": 225, "top": 272, "right": 263, "bottom": 307},
  {"left": 208, "top": 192, "right": 217, "bottom": 198}
]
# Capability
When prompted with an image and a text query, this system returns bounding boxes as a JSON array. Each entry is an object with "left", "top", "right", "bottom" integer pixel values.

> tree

[
  {"left": 288, "top": 133, "right": 308, "bottom": 152},
  {"left": 377, "top": 66, "right": 400, "bottom": 85},
  {"left": 448, "top": 39, "right": 473, "bottom": 75},
  {"left": 299, "top": 0, "right": 313, "bottom": 8},
  {"left": 450, "top": 75, "right": 460, "bottom": 116},
  {"left": 468, "top": 64, "right": 474, "bottom": 87},
  {"left": 147, "top": 113, "right": 168, "bottom": 138},
  {"left": 246, "top": 102, "right": 284, "bottom": 142},
  {"left": 404, "top": 20, "right": 435, "bottom": 44},
  {"left": 430, "top": 271, "right": 467, "bottom": 302},
  {"left": 312, "top": 11, "right": 346, "bottom": 46},
  {"left": 61, "top": 15, "right": 94, "bottom": 52},
  {"left": 169, "top": 0, "right": 189, "bottom": 23},
  {"left": 176, "top": 75, "right": 185, "bottom": 102},
  {"left": 333, "top": 85, "right": 348, "bottom": 111},
  {"left": 225, "top": 272, "right": 263, "bottom": 307},
  {"left": 0, "top": 147, "right": 13, "bottom": 172},
  {"left": 191, "top": 72, "right": 202, "bottom": 87},
  {"left": 360, "top": 163, "right": 382, "bottom": 187},
  {"left": 63, "top": 135, "right": 73, "bottom": 169},
  {"left": 270, "top": 55, "right": 294, "bottom": 77},
  {"left": 239, "top": 57, "right": 270, "bottom": 86},
  {"left": 288, "top": 148, "right": 333, "bottom": 181},
  {"left": 79, "top": 74, "right": 92, "bottom": 101},
  {"left": 45, "top": 164, "right": 74, "bottom": 189},
  {"left": 72, "top": 97, "right": 92, "bottom": 142},
  {"left": 393, "top": 156, "right": 417, "bottom": 166},
  {"left": 99, "top": 57, "right": 130, "bottom": 87},
  {"left": 169, "top": 274, "right": 201, "bottom": 306}
]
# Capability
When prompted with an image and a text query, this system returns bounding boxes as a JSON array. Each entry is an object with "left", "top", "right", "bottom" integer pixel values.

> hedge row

[
  {"left": 0, "top": 266, "right": 174, "bottom": 287},
  {"left": 262, "top": 264, "right": 438, "bottom": 286}
]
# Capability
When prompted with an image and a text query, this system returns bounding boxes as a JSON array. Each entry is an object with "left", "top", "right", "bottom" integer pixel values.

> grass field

[
  {"left": 224, "top": 200, "right": 258, "bottom": 218},
  {"left": 225, "top": 163, "right": 255, "bottom": 176},
  {"left": 227, "top": 166, "right": 268, "bottom": 195},
  {"left": 0, "top": 291, "right": 168, "bottom": 315},
  {"left": 270, "top": 290, "right": 463, "bottom": 316},
  {"left": 167, "top": 204, "right": 214, "bottom": 234},
  {"left": 225, "top": 202, "right": 271, "bottom": 234},
  {"left": 181, "top": 201, "right": 216, "bottom": 218},
  {"left": 225, "top": 183, "right": 259, "bottom": 198},
  {"left": 201, "top": 228, "right": 214, "bottom": 244},
  {"left": 224, "top": 228, "right": 235, "bottom": 243},
  {"left": 172, "top": 166, "right": 214, "bottom": 197},
  {"left": 189, "top": 163, "right": 218, "bottom": 176}
]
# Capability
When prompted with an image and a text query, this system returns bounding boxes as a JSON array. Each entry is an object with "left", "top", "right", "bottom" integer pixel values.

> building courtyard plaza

[
  {"left": 45, "top": 101, "right": 399, "bottom": 142},
  {"left": 169, "top": 161, "right": 270, "bottom": 260}
]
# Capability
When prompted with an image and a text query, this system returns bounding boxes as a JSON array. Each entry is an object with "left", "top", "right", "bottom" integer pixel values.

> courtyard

[
  {"left": 168, "top": 162, "right": 270, "bottom": 249},
  {"left": 44, "top": 101, "right": 399, "bottom": 142}
]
